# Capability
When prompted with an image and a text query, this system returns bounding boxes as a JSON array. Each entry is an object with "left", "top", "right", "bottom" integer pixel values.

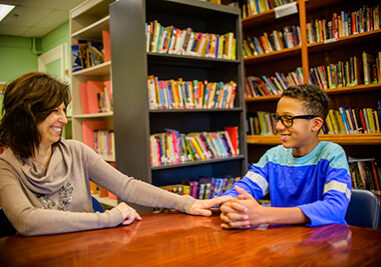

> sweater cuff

[{"left": 177, "top": 195, "right": 196, "bottom": 214}]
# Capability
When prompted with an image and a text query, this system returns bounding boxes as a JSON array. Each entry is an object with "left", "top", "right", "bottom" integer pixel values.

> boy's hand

[
  {"left": 220, "top": 186, "right": 266, "bottom": 229},
  {"left": 188, "top": 196, "right": 233, "bottom": 216}
]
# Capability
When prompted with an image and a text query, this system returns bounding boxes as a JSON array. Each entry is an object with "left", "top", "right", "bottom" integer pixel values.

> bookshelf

[
  {"left": 110, "top": 0, "right": 248, "bottom": 211},
  {"left": 240, "top": 0, "right": 381, "bottom": 166},
  {"left": 70, "top": 0, "right": 117, "bottom": 207}
]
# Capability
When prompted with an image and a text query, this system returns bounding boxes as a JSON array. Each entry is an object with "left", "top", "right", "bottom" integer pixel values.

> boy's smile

[{"left": 275, "top": 97, "right": 322, "bottom": 158}]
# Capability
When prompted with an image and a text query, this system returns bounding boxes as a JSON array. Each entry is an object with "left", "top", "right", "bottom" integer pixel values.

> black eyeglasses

[{"left": 270, "top": 114, "right": 319, "bottom": 128}]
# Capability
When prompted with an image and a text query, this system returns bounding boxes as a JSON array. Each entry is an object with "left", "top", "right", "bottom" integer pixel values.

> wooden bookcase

[
  {"left": 110, "top": 0, "right": 248, "bottom": 211},
  {"left": 70, "top": 0, "right": 117, "bottom": 207},
  {"left": 242, "top": 0, "right": 381, "bottom": 164}
]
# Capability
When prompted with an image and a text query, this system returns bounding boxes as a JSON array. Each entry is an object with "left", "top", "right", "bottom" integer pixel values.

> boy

[{"left": 221, "top": 84, "right": 351, "bottom": 228}]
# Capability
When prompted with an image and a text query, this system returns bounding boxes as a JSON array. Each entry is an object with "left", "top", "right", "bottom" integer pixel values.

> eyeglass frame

[{"left": 270, "top": 114, "right": 319, "bottom": 128}]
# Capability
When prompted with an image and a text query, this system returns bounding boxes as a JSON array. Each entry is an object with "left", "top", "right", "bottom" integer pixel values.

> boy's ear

[{"left": 311, "top": 117, "right": 324, "bottom": 132}]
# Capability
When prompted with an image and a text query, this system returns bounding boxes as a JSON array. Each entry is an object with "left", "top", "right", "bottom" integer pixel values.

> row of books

[
  {"left": 145, "top": 20, "right": 237, "bottom": 60},
  {"left": 242, "top": 25, "right": 301, "bottom": 58},
  {"left": 349, "top": 157, "right": 381, "bottom": 196},
  {"left": 71, "top": 30, "right": 110, "bottom": 72},
  {"left": 81, "top": 121, "right": 114, "bottom": 160},
  {"left": 244, "top": 67, "right": 304, "bottom": 98},
  {"left": 147, "top": 75, "right": 236, "bottom": 110},
  {"left": 93, "top": 130, "right": 115, "bottom": 160},
  {"left": 322, "top": 105, "right": 381, "bottom": 135},
  {"left": 80, "top": 80, "right": 113, "bottom": 114},
  {"left": 309, "top": 52, "right": 381, "bottom": 90},
  {"left": 247, "top": 103, "right": 381, "bottom": 136},
  {"left": 160, "top": 177, "right": 241, "bottom": 200},
  {"left": 248, "top": 112, "right": 276, "bottom": 136},
  {"left": 242, "top": 0, "right": 296, "bottom": 19},
  {"left": 306, "top": 4, "right": 381, "bottom": 44},
  {"left": 150, "top": 127, "right": 239, "bottom": 167}
]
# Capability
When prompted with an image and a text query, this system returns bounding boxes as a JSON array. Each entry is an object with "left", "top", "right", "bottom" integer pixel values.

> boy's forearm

[{"left": 261, "top": 207, "right": 309, "bottom": 225}]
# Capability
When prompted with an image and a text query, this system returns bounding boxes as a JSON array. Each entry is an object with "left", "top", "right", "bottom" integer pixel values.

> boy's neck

[{"left": 291, "top": 139, "right": 320, "bottom": 158}]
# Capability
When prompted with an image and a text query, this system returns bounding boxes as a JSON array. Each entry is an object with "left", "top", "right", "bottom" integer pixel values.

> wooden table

[{"left": 1, "top": 212, "right": 381, "bottom": 266}]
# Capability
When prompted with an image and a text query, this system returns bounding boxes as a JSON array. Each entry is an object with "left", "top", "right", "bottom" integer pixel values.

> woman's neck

[{"left": 31, "top": 143, "right": 52, "bottom": 168}]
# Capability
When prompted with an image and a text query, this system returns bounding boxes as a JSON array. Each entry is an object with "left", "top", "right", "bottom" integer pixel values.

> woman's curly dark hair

[
  {"left": 0, "top": 72, "right": 71, "bottom": 158},
  {"left": 281, "top": 84, "right": 330, "bottom": 120}
]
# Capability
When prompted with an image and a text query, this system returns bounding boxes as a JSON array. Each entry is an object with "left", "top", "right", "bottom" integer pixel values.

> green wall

[
  {"left": 0, "top": 21, "right": 71, "bottom": 83},
  {"left": 0, "top": 36, "right": 38, "bottom": 82}
]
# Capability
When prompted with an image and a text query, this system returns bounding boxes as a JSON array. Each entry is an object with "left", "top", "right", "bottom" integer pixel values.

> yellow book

[
  {"left": 187, "top": 135, "right": 205, "bottom": 160},
  {"left": 366, "top": 108, "right": 376, "bottom": 133},
  {"left": 334, "top": 109, "right": 346, "bottom": 134},
  {"left": 325, "top": 110, "right": 335, "bottom": 134}
]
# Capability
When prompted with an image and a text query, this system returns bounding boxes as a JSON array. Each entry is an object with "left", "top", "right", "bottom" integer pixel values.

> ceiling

[{"left": 0, "top": 0, "right": 85, "bottom": 37}]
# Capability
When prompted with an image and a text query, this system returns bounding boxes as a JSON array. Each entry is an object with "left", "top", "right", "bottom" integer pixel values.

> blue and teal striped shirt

[{"left": 224, "top": 141, "right": 352, "bottom": 226}]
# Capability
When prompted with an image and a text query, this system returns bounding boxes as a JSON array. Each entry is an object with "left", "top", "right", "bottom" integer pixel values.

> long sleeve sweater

[{"left": 0, "top": 139, "right": 195, "bottom": 236}]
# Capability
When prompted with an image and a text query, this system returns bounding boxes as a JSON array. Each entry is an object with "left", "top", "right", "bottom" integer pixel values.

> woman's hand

[
  {"left": 115, "top": 202, "right": 142, "bottom": 225},
  {"left": 188, "top": 196, "right": 233, "bottom": 216}
]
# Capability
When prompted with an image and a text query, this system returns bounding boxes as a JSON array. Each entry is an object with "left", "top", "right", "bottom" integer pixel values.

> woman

[{"left": 0, "top": 72, "right": 230, "bottom": 236}]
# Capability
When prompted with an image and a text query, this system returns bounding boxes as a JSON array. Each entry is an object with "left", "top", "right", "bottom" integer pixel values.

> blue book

[{"left": 339, "top": 107, "right": 350, "bottom": 134}]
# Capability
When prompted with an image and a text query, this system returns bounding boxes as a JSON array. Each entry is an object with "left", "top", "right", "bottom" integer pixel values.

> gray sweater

[{"left": 0, "top": 139, "right": 195, "bottom": 236}]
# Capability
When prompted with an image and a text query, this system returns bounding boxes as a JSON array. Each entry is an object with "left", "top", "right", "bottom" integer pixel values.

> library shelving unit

[
  {"left": 242, "top": 0, "right": 381, "bottom": 164},
  {"left": 110, "top": 0, "right": 248, "bottom": 211},
  {"left": 70, "top": 0, "right": 117, "bottom": 207}
]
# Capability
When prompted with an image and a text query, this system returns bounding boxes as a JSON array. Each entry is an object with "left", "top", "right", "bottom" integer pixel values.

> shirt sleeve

[
  {"left": 0, "top": 159, "right": 125, "bottom": 236},
  {"left": 82, "top": 143, "right": 196, "bottom": 213},
  {"left": 223, "top": 153, "right": 270, "bottom": 200},
  {"left": 298, "top": 146, "right": 352, "bottom": 226}
]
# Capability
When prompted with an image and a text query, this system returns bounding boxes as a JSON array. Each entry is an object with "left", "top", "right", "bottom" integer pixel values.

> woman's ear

[{"left": 312, "top": 117, "right": 324, "bottom": 132}]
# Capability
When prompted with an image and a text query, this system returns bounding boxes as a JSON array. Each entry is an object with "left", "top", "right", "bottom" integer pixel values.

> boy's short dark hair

[
  {"left": 0, "top": 72, "right": 71, "bottom": 158},
  {"left": 281, "top": 84, "right": 330, "bottom": 120}
]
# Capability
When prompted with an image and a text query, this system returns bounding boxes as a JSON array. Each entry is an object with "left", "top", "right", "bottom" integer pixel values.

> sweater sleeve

[
  {"left": 81, "top": 143, "right": 196, "bottom": 213},
  {"left": 0, "top": 160, "right": 125, "bottom": 236},
  {"left": 223, "top": 152, "right": 270, "bottom": 200},
  {"left": 297, "top": 146, "right": 352, "bottom": 226}
]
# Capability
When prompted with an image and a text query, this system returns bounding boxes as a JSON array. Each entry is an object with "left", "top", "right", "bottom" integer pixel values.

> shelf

[
  {"left": 149, "top": 108, "right": 243, "bottom": 113},
  {"left": 151, "top": 155, "right": 245, "bottom": 170},
  {"left": 71, "top": 0, "right": 114, "bottom": 20},
  {"left": 307, "top": 29, "right": 381, "bottom": 54},
  {"left": 247, "top": 134, "right": 381, "bottom": 145},
  {"left": 147, "top": 52, "right": 240, "bottom": 66},
  {"left": 242, "top": 9, "right": 276, "bottom": 29},
  {"left": 245, "top": 83, "right": 381, "bottom": 102},
  {"left": 73, "top": 111, "right": 113, "bottom": 119},
  {"left": 72, "top": 61, "right": 111, "bottom": 77},
  {"left": 242, "top": 1, "right": 302, "bottom": 29},
  {"left": 92, "top": 194, "right": 117, "bottom": 207},
  {"left": 244, "top": 46, "right": 301, "bottom": 65},
  {"left": 71, "top": 15, "right": 110, "bottom": 41},
  {"left": 147, "top": 0, "right": 240, "bottom": 17}
]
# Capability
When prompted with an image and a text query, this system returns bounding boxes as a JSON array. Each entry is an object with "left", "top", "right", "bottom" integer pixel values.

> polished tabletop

[{"left": 1, "top": 212, "right": 381, "bottom": 266}]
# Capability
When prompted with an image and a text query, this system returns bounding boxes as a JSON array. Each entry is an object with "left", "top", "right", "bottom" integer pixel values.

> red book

[
  {"left": 82, "top": 120, "right": 107, "bottom": 149},
  {"left": 86, "top": 81, "right": 105, "bottom": 114},
  {"left": 224, "top": 126, "right": 239, "bottom": 155},
  {"left": 80, "top": 82, "right": 89, "bottom": 114},
  {"left": 102, "top": 30, "right": 111, "bottom": 62},
  {"left": 371, "top": 160, "right": 380, "bottom": 192}
]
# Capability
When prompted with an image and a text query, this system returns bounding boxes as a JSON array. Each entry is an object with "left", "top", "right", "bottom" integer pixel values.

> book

[
  {"left": 71, "top": 43, "right": 82, "bottom": 72},
  {"left": 82, "top": 120, "right": 107, "bottom": 150},
  {"left": 102, "top": 30, "right": 111, "bottom": 62},
  {"left": 225, "top": 126, "right": 239, "bottom": 155}
]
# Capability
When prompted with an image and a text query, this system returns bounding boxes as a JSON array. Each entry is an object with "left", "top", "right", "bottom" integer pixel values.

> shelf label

[{"left": 274, "top": 2, "right": 298, "bottom": 19}]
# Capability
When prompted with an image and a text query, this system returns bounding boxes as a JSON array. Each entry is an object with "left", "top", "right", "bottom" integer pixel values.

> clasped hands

[
  {"left": 115, "top": 185, "right": 264, "bottom": 229},
  {"left": 219, "top": 186, "right": 267, "bottom": 229}
]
